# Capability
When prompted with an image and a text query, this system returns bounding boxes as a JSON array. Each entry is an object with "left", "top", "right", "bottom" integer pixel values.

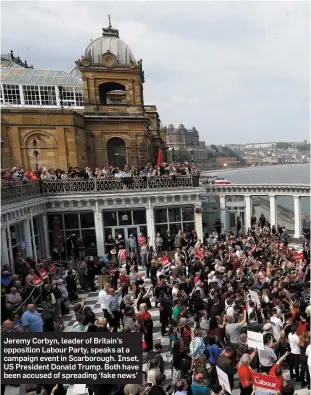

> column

[
  {"left": 42, "top": 214, "right": 51, "bottom": 257},
  {"left": 244, "top": 194, "right": 252, "bottom": 232},
  {"left": 6, "top": 220, "right": 14, "bottom": 273},
  {"left": 194, "top": 204, "right": 203, "bottom": 241},
  {"left": 269, "top": 194, "right": 277, "bottom": 227},
  {"left": 30, "top": 214, "right": 37, "bottom": 263},
  {"left": 1, "top": 228, "right": 9, "bottom": 267},
  {"left": 219, "top": 195, "right": 227, "bottom": 232},
  {"left": 294, "top": 195, "right": 302, "bottom": 238},
  {"left": 146, "top": 200, "right": 155, "bottom": 248},
  {"left": 94, "top": 201, "right": 105, "bottom": 256},
  {"left": 23, "top": 219, "right": 33, "bottom": 258},
  {"left": 93, "top": 133, "right": 103, "bottom": 168}
]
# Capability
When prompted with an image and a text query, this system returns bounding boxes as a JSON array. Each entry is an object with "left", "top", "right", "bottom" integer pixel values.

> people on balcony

[{"left": 1, "top": 162, "right": 200, "bottom": 184}]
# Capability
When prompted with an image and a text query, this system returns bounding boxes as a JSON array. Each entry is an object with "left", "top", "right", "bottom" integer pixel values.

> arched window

[
  {"left": 99, "top": 82, "right": 126, "bottom": 104},
  {"left": 107, "top": 137, "right": 127, "bottom": 169}
]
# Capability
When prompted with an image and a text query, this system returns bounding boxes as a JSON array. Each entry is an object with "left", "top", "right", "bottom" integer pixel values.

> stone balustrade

[
  {"left": 204, "top": 183, "right": 310, "bottom": 196},
  {"left": 1, "top": 175, "right": 200, "bottom": 203},
  {"left": 1, "top": 182, "right": 42, "bottom": 204}
]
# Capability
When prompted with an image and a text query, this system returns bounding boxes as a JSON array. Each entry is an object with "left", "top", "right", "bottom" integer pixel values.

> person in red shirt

[
  {"left": 237, "top": 351, "right": 257, "bottom": 395},
  {"left": 269, "top": 352, "right": 290, "bottom": 391}
]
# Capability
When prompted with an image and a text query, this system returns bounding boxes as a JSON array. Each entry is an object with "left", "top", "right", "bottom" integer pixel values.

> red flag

[{"left": 156, "top": 149, "right": 163, "bottom": 167}]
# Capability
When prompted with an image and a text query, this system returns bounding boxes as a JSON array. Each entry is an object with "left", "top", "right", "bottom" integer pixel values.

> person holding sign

[
  {"left": 237, "top": 352, "right": 257, "bottom": 395},
  {"left": 258, "top": 333, "right": 277, "bottom": 373}
]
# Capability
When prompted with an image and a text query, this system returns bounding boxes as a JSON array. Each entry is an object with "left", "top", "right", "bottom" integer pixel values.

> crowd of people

[
  {"left": 1, "top": 162, "right": 200, "bottom": 184},
  {"left": 1, "top": 216, "right": 310, "bottom": 395}
]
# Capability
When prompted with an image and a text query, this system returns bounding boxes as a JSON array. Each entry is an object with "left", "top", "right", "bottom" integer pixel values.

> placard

[
  {"left": 247, "top": 330, "right": 264, "bottom": 350},
  {"left": 32, "top": 276, "right": 43, "bottom": 287},
  {"left": 249, "top": 290, "right": 260, "bottom": 305},
  {"left": 252, "top": 372, "right": 277, "bottom": 395},
  {"left": 216, "top": 366, "right": 231, "bottom": 394},
  {"left": 20, "top": 241, "right": 27, "bottom": 250},
  {"left": 39, "top": 269, "right": 48, "bottom": 280},
  {"left": 160, "top": 257, "right": 171, "bottom": 268}
]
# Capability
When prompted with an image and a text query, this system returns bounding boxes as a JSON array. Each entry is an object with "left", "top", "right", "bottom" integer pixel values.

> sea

[{"left": 202, "top": 163, "right": 310, "bottom": 217}]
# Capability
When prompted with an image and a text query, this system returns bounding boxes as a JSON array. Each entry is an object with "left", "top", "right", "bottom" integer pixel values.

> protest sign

[
  {"left": 39, "top": 269, "right": 48, "bottom": 280},
  {"left": 32, "top": 276, "right": 43, "bottom": 287},
  {"left": 249, "top": 290, "right": 260, "bottom": 305},
  {"left": 216, "top": 366, "right": 231, "bottom": 394},
  {"left": 160, "top": 257, "right": 171, "bottom": 268},
  {"left": 252, "top": 372, "right": 277, "bottom": 395},
  {"left": 247, "top": 330, "right": 264, "bottom": 350}
]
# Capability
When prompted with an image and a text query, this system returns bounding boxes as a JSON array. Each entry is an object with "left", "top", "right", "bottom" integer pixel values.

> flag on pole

[{"left": 156, "top": 149, "right": 163, "bottom": 167}]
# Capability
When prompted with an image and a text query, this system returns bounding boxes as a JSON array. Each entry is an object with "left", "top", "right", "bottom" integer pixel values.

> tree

[{"left": 175, "top": 149, "right": 191, "bottom": 163}]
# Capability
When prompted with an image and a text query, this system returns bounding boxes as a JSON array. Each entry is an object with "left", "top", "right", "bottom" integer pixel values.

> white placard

[
  {"left": 249, "top": 290, "right": 260, "bottom": 305},
  {"left": 216, "top": 366, "right": 232, "bottom": 394},
  {"left": 247, "top": 330, "right": 264, "bottom": 350}
]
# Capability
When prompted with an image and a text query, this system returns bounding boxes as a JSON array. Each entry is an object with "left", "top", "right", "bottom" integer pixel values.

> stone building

[
  {"left": 1, "top": 21, "right": 164, "bottom": 170},
  {"left": 165, "top": 123, "right": 209, "bottom": 163}
]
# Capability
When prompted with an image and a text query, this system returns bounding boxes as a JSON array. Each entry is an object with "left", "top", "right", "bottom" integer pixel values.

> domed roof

[{"left": 84, "top": 20, "right": 135, "bottom": 66}]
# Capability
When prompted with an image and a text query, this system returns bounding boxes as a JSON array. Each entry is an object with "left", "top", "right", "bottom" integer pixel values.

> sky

[{"left": 1, "top": 1, "right": 310, "bottom": 144}]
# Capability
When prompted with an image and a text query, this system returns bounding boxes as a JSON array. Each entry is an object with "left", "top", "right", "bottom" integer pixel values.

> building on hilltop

[
  {"left": 165, "top": 123, "right": 209, "bottom": 163},
  {"left": 0, "top": 20, "right": 166, "bottom": 170}
]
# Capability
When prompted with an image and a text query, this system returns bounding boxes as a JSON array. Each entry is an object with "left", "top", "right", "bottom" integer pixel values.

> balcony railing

[
  {"left": 1, "top": 182, "right": 42, "bottom": 204},
  {"left": 42, "top": 175, "right": 199, "bottom": 194}
]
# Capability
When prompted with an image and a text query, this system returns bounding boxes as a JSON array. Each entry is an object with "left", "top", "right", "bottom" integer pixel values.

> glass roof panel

[{"left": 0, "top": 67, "right": 82, "bottom": 87}]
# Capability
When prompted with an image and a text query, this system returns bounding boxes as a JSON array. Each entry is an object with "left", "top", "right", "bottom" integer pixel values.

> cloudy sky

[{"left": 1, "top": 1, "right": 310, "bottom": 144}]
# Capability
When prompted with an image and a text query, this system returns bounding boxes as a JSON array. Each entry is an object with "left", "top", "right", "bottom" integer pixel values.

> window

[
  {"left": 40, "top": 86, "right": 57, "bottom": 105},
  {"left": 74, "top": 87, "right": 84, "bottom": 106},
  {"left": 3, "top": 84, "right": 21, "bottom": 104},
  {"left": 133, "top": 209, "right": 146, "bottom": 225},
  {"left": 155, "top": 205, "right": 195, "bottom": 237},
  {"left": 229, "top": 212, "right": 236, "bottom": 228},
  {"left": 23, "top": 85, "right": 40, "bottom": 105},
  {"left": 155, "top": 208, "right": 167, "bottom": 224},
  {"left": 103, "top": 211, "right": 118, "bottom": 227},
  {"left": 118, "top": 211, "right": 132, "bottom": 226},
  {"left": 64, "top": 214, "right": 79, "bottom": 229},
  {"left": 182, "top": 206, "right": 194, "bottom": 222},
  {"left": 169, "top": 208, "right": 181, "bottom": 222},
  {"left": 80, "top": 212, "right": 95, "bottom": 228},
  {"left": 62, "top": 87, "right": 75, "bottom": 107}
]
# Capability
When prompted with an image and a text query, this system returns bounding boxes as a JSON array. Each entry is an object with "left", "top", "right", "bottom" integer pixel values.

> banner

[
  {"left": 252, "top": 372, "right": 277, "bottom": 395},
  {"left": 247, "top": 330, "right": 264, "bottom": 350},
  {"left": 39, "top": 269, "right": 48, "bottom": 280},
  {"left": 249, "top": 290, "right": 260, "bottom": 305},
  {"left": 32, "top": 276, "right": 43, "bottom": 287},
  {"left": 216, "top": 366, "right": 231, "bottom": 394},
  {"left": 294, "top": 252, "right": 303, "bottom": 262},
  {"left": 160, "top": 257, "right": 171, "bottom": 268},
  {"left": 49, "top": 264, "right": 56, "bottom": 273}
]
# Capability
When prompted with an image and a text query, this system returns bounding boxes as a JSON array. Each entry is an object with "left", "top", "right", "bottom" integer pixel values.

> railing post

[
  {"left": 294, "top": 195, "right": 302, "bottom": 238},
  {"left": 94, "top": 179, "right": 97, "bottom": 192}
]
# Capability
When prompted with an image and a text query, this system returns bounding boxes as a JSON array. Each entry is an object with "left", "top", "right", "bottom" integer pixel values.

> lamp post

[
  {"left": 33, "top": 138, "right": 39, "bottom": 175},
  {"left": 172, "top": 147, "right": 175, "bottom": 162}
]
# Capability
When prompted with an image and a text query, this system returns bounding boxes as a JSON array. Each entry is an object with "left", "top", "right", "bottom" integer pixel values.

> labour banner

[
  {"left": 247, "top": 330, "right": 264, "bottom": 350},
  {"left": 32, "top": 276, "right": 43, "bottom": 287},
  {"left": 39, "top": 269, "right": 48, "bottom": 280},
  {"left": 160, "top": 257, "right": 171, "bottom": 268},
  {"left": 252, "top": 372, "right": 277, "bottom": 395},
  {"left": 216, "top": 366, "right": 231, "bottom": 394}
]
